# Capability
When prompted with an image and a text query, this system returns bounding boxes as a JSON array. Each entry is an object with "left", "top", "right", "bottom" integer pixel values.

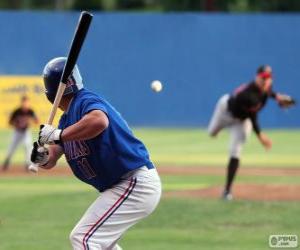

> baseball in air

[{"left": 151, "top": 80, "right": 163, "bottom": 92}]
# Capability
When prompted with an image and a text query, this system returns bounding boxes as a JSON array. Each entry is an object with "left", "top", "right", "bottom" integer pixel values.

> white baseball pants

[
  {"left": 208, "top": 94, "right": 252, "bottom": 158},
  {"left": 70, "top": 166, "right": 161, "bottom": 250}
]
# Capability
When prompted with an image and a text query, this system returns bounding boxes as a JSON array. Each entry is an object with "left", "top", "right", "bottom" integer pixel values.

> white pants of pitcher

[
  {"left": 70, "top": 167, "right": 161, "bottom": 250},
  {"left": 208, "top": 94, "right": 252, "bottom": 158}
]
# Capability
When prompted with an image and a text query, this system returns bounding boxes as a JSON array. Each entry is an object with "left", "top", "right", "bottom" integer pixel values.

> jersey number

[{"left": 77, "top": 158, "right": 97, "bottom": 179}]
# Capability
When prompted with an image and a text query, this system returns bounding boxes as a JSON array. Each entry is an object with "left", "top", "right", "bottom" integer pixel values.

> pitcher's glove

[
  {"left": 31, "top": 142, "right": 49, "bottom": 166},
  {"left": 276, "top": 94, "right": 296, "bottom": 108},
  {"left": 38, "top": 124, "right": 62, "bottom": 145}
]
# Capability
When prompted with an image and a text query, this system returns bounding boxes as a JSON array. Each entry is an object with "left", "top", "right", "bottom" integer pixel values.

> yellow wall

[{"left": 0, "top": 76, "right": 62, "bottom": 129}]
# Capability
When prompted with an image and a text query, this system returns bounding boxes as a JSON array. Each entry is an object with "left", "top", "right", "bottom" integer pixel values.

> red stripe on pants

[{"left": 82, "top": 178, "right": 135, "bottom": 250}]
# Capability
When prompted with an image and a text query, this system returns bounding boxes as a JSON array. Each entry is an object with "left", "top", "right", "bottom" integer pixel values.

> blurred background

[
  {"left": 0, "top": 0, "right": 299, "bottom": 127},
  {"left": 2, "top": 0, "right": 300, "bottom": 12},
  {"left": 0, "top": 1, "right": 299, "bottom": 250}
]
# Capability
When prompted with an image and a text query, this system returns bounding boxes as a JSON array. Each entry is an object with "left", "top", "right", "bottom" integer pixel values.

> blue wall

[{"left": 0, "top": 11, "right": 299, "bottom": 127}]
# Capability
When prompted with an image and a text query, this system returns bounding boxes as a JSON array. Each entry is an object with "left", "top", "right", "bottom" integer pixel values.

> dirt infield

[
  {"left": 157, "top": 166, "right": 300, "bottom": 201},
  {"left": 158, "top": 165, "right": 300, "bottom": 177},
  {"left": 0, "top": 166, "right": 73, "bottom": 176},
  {"left": 165, "top": 184, "right": 300, "bottom": 201},
  {"left": 2, "top": 165, "right": 300, "bottom": 201},
  {"left": 2, "top": 165, "right": 300, "bottom": 177}
]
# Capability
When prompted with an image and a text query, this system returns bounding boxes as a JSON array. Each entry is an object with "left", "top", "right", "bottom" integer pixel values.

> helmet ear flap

[
  {"left": 64, "top": 69, "right": 83, "bottom": 95},
  {"left": 69, "top": 64, "right": 83, "bottom": 91}
]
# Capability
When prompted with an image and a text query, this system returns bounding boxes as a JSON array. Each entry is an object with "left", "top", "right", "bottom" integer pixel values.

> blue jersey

[{"left": 58, "top": 88, "right": 154, "bottom": 192}]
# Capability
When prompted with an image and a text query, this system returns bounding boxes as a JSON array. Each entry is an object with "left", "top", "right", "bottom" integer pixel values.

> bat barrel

[{"left": 61, "top": 11, "right": 93, "bottom": 84}]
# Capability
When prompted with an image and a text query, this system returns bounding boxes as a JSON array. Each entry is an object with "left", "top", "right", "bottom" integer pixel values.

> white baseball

[{"left": 151, "top": 80, "right": 163, "bottom": 92}]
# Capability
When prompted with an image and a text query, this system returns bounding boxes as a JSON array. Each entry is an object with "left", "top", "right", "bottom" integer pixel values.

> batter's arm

[{"left": 61, "top": 110, "right": 109, "bottom": 142}]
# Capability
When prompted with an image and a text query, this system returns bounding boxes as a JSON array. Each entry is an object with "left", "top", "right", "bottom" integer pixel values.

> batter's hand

[
  {"left": 38, "top": 124, "right": 62, "bottom": 145},
  {"left": 31, "top": 142, "right": 49, "bottom": 166},
  {"left": 258, "top": 133, "right": 272, "bottom": 150}
]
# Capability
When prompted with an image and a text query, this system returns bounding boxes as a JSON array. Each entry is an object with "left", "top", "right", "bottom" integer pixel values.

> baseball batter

[
  {"left": 208, "top": 65, "right": 295, "bottom": 200},
  {"left": 2, "top": 95, "right": 38, "bottom": 171},
  {"left": 31, "top": 57, "right": 161, "bottom": 250}
]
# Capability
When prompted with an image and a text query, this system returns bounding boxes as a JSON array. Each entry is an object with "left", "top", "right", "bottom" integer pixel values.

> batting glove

[
  {"left": 31, "top": 142, "right": 49, "bottom": 166},
  {"left": 38, "top": 124, "right": 62, "bottom": 145}
]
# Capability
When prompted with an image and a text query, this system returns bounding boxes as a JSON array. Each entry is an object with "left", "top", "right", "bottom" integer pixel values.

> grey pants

[
  {"left": 208, "top": 94, "right": 252, "bottom": 158},
  {"left": 4, "top": 129, "right": 32, "bottom": 166}
]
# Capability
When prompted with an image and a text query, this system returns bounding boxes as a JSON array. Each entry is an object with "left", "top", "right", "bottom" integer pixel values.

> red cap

[{"left": 258, "top": 71, "right": 272, "bottom": 79}]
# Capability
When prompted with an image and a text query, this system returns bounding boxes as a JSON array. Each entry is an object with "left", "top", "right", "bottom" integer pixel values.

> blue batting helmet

[{"left": 43, "top": 57, "right": 83, "bottom": 103}]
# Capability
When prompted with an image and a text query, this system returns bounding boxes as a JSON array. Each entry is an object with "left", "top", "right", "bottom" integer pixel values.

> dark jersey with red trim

[
  {"left": 9, "top": 108, "right": 37, "bottom": 131},
  {"left": 227, "top": 81, "right": 276, "bottom": 134}
]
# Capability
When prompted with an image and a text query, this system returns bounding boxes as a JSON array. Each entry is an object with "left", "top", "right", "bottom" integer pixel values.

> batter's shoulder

[
  {"left": 77, "top": 88, "right": 104, "bottom": 101},
  {"left": 74, "top": 89, "right": 109, "bottom": 114}
]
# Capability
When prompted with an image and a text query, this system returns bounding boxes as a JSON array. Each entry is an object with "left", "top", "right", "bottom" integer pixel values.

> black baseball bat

[
  {"left": 61, "top": 11, "right": 93, "bottom": 84},
  {"left": 47, "top": 10, "right": 93, "bottom": 125},
  {"left": 29, "top": 11, "right": 93, "bottom": 173}
]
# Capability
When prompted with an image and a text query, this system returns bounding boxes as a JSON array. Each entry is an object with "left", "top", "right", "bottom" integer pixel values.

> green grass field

[
  {"left": 0, "top": 128, "right": 299, "bottom": 250},
  {"left": 1, "top": 128, "right": 300, "bottom": 167}
]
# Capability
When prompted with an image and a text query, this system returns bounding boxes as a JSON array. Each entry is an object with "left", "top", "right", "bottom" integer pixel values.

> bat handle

[{"left": 28, "top": 163, "right": 39, "bottom": 173}]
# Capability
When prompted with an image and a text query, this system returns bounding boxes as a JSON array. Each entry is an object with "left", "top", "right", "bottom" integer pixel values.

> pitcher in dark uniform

[{"left": 208, "top": 65, "right": 294, "bottom": 200}]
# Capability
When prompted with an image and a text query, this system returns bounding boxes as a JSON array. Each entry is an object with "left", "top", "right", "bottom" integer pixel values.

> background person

[
  {"left": 2, "top": 95, "right": 38, "bottom": 171},
  {"left": 208, "top": 65, "right": 296, "bottom": 200}
]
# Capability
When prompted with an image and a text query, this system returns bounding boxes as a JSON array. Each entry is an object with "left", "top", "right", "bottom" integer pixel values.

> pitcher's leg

[
  {"left": 208, "top": 94, "right": 231, "bottom": 137},
  {"left": 223, "top": 120, "right": 252, "bottom": 200},
  {"left": 224, "top": 157, "right": 239, "bottom": 198}
]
